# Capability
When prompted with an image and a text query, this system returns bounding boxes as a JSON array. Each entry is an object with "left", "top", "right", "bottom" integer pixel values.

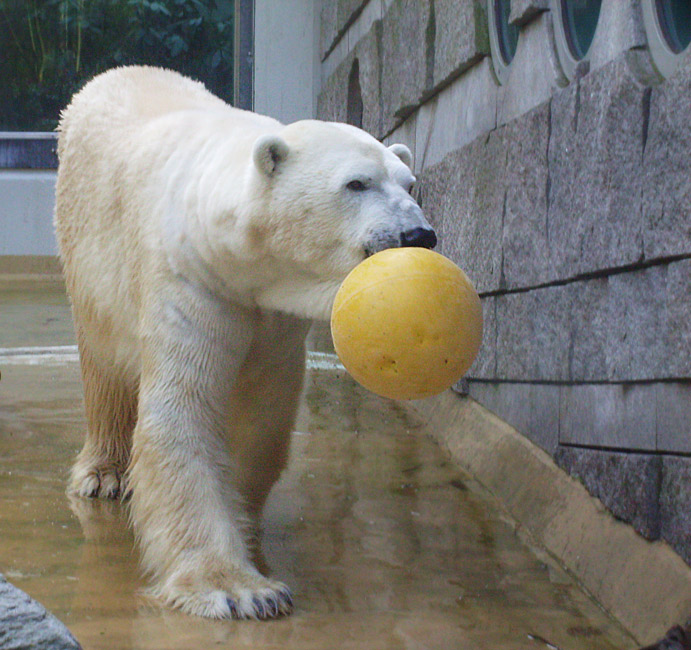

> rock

[{"left": 0, "top": 574, "right": 81, "bottom": 650}]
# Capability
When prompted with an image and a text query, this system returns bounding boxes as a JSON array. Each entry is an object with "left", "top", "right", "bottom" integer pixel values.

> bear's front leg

[{"left": 127, "top": 291, "right": 293, "bottom": 620}]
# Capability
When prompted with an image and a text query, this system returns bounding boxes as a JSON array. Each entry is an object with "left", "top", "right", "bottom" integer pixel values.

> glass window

[
  {"left": 642, "top": 0, "right": 691, "bottom": 78},
  {"left": 560, "top": 0, "right": 602, "bottom": 60},
  {"left": 488, "top": 0, "right": 519, "bottom": 85},
  {"left": 495, "top": 0, "right": 519, "bottom": 65},
  {"left": 0, "top": 0, "right": 235, "bottom": 131},
  {"left": 655, "top": 0, "right": 691, "bottom": 54}
]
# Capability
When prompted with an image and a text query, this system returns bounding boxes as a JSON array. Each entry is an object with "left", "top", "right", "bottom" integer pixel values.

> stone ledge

[{"left": 407, "top": 391, "right": 691, "bottom": 643}]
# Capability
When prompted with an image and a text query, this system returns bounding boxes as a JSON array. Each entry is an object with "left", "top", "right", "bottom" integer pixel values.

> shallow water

[{"left": 0, "top": 283, "right": 635, "bottom": 649}]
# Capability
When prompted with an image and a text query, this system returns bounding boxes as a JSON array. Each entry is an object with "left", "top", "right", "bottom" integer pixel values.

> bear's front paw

[
  {"left": 158, "top": 570, "right": 293, "bottom": 620},
  {"left": 69, "top": 462, "right": 129, "bottom": 500}
]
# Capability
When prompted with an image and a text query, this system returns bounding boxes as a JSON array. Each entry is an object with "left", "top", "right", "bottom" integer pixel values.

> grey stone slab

[
  {"left": 661, "top": 455, "right": 691, "bottom": 565},
  {"left": 466, "top": 296, "right": 496, "bottom": 379},
  {"left": 380, "top": 0, "right": 432, "bottom": 133},
  {"left": 0, "top": 574, "right": 81, "bottom": 650},
  {"left": 559, "top": 383, "right": 657, "bottom": 451},
  {"left": 508, "top": 0, "right": 548, "bottom": 26},
  {"left": 554, "top": 447, "right": 662, "bottom": 540},
  {"left": 656, "top": 383, "right": 691, "bottom": 454},
  {"left": 435, "top": 132, "right": 506, "bottom": 295},
  {"left": 547, "top": 57, "right": 648, "bottom": 282},
  {"left": 642, "top": 53, "right": 691, "bottom": 260},
  {"left": 433, "top": 0, "right": 488, "bottom": 89},
  {"left": 320, "top": 0, "right": 340, "bottom": 59},
  {"left": 501, "top": 102, "right": 553, "bottom": 289},
  {"left": 492, "top": 262, "right": 691, "bottom": 383},
  {"left": 468, "top": 381, "right": 560, "bottom": 454},
  {"left": 316, "top": 49, "right": 351, "bottom": 123},
  {"left": 417, "top": 142, "right": 503, "bottom": 295},
  {"left": 354, "top": 20, "right": 384, "bottom": 137}
]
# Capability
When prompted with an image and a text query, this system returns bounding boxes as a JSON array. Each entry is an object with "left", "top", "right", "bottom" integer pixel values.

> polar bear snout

[{"left": 400, "top": 226, "right": 437, "bottom": 249}]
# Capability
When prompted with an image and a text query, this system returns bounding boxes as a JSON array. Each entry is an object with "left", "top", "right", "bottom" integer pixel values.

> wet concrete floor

[{"left": 0, "top": 282, "right": 635, "bottom": 649}]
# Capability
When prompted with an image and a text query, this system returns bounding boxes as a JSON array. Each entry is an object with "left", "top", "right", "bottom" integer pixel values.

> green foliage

[{"left": 0, "top": 0, "right": 235, "bottom": 130}]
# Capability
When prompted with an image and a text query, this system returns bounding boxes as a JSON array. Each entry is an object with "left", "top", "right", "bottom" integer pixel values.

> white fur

[{"left": 54, "top": 65, "right": 432, "bottom": 619}]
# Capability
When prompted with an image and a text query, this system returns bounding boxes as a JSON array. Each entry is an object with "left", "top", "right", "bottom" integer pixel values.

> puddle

[{"left": 0, "top": 281, "right": 634, "bottom": 649}]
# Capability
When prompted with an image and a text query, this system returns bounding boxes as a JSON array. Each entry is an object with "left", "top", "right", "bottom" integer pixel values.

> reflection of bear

[{"left": 55, "top": 66, "right": 435, "bottom": 620}]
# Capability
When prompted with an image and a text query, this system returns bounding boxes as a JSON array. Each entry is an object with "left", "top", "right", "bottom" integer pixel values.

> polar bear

[{"left": 55, "top": 66, "right": 436, "bottom": 620}]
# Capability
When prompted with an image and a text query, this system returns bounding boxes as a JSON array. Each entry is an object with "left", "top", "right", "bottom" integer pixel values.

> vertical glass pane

[
  {"left": 561, "top": 0, "right": 602, "bottom": 60},
  {"left": 495, "top": 0, "right": 519, "bottom": 64},
  {"left": 0, "top": 0, "right": 235, "bottom": 131},
  {"left": 656, "top": 0, "right": 691, "bottom": 53}
]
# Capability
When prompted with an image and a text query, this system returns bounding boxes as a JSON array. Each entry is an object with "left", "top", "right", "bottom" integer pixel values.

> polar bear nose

[{"left": 400, "top": 227, "right": 437, "bottom": 249}]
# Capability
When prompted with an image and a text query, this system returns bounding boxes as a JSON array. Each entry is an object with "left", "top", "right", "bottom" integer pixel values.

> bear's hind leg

[{"left": 70, "top": 329, "right": 137, "bottom": 499}]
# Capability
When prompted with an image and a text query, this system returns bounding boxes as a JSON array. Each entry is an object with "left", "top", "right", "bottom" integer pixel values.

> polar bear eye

[{"left": 346, "top": 179, "right": 368, "bottom": 192}]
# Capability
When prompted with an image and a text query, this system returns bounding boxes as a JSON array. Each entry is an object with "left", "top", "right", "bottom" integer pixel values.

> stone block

[
  {"left": 501, "top": 101, "right": 552, "bottom": 289},
  {"left": 380, "top": 0, "right": 433, "bottom": 133},
  {"left": 558, "top": 383, "right": 656, "bottom": 451},
  {"left": 466, "top": 296, "right": 496, "bottom": 379},
  {"left": 508, "top": 0, "right": 548, "bottom": 27},
  {"left": 317, "top": 50, "right": 351, "bottom": 123},
  {"left": 496, "top": 13, "right": 564, "bottom": 126},
  {"left": 661, "top": 456, "right": 691, "bottom": 565},
  {"left": 0, "top": 574, "right": 82, "bottom": 649},
  {"left": 656, "top": 383, "right": 691, "bottom": 454},
  {"left": 414, "top": 58, "right": 498, "bottom": 172},
  {"left": 642, "top": 54, "right": 691, "bottom": 260},
  {"left": 554, "top": 447, "right": 662, "bottom": 540},
  {"left": 492, "top": 263, "right": 691, "bottom": 383},
  {"left": 433, "top": 0, "right": 488, "bottom": 89},
  {"left": 547, "top": 58, "right": 648, "bottom": 282},
  {"left": 468, "top": 381, "right": 560, "bottom": 454},
  {"left": 418, "top": 131, "right": 505, "bottom": 295}
]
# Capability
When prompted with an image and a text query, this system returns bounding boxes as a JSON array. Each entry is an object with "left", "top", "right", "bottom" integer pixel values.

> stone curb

[{"left": 407, "top": 391, "right": 691, "bottom": 644}]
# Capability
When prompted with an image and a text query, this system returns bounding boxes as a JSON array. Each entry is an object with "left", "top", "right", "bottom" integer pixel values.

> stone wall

[{"left": 317, "top": 0, "right": 691, "bottom": 564}]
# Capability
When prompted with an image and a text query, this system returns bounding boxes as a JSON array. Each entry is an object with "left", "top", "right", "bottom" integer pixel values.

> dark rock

[{"left": 0, "top": 574, "right": 81, "bottom": 650}]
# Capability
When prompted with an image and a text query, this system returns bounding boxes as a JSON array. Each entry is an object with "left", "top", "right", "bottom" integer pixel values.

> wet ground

[{"left": 0, "top": 280, "right": 635, "bottom": 649}]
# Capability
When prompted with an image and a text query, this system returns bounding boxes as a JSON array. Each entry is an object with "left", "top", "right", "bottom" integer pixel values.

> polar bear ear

[
  {"left": 388, "top": 143, "right": 413, "bottom": 169},
  {"left": 253, "top": 135, "right": 290, "bottom": 176}
]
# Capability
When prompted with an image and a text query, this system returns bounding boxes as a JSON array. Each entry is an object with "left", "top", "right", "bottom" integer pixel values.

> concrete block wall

[{"left": 317, "top": 0, "right": 691, "bottom": 564}]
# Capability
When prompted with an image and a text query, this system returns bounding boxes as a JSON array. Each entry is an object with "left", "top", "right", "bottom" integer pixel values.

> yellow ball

[{"left": 330, "top": 247, "right": 483, "bottom": 400}]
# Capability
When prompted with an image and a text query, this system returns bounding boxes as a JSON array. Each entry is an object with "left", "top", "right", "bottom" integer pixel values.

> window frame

[
  {"left": 488, "top": 0, "right": 519, "bottom": 85},
  {"left": 551, "top": 0, "right": 603, "bottom": 81},
  {"left": 642, "top": 0, "right": 691, "bottom": 79}
]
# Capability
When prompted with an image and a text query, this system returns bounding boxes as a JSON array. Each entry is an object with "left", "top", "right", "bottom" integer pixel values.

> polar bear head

[{"left": 243, "top": 120, "right": 436, "bottom": 319}]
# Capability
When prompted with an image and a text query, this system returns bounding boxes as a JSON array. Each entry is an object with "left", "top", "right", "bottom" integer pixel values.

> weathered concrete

[
  {"left": 0, "top": 575, "right": 81, "bottom": 650},
  {"left": 656, "top": 383, "right": 691, "bottom": 454}
]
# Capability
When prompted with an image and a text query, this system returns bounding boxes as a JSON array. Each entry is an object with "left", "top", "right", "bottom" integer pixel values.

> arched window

[
  {"left": 552, "top": 0, "right": 602, "bottom": 80},
  {"left": 643, "top": 0, "right": 691, "bottom": 77},
  {"left": 488, "top": 0, "right": 519, "bottom": 85},
  {"left": 347, "top": 59, "right": 364, "bottom": 129}
]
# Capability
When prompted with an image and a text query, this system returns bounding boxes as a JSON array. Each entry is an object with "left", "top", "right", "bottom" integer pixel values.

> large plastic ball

[{"left": 330, "top": 247, "right": 483, "bottom": 400}]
